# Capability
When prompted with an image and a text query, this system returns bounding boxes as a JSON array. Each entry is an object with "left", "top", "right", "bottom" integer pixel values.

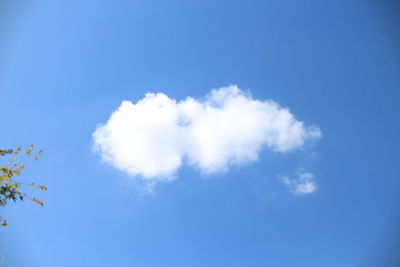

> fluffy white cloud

[
  {"left": 93, "top": 85, "right": 321, "bottom": 182},
  {"left": 281, "top": 172, "right": 317, "bottom": 195}
]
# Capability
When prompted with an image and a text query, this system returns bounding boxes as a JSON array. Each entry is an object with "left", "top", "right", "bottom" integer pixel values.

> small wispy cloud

[
  {"left": 281, "top": 172, "right": 317, "bottom": 195},
  {"left": 93, "top": 85, "right": 321, "bottom": 184}
]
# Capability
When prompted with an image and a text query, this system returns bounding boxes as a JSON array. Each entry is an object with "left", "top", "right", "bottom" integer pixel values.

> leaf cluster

[{"left": 0, "top": 145, "right": 46, "bottom": 226}]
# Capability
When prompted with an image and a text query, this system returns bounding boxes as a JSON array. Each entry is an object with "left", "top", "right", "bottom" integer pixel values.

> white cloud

[
  {"left": 281, "top": 172, "right": 317, "bottom": 195},
  {"left": 93, "top": 85, "right": 321, "bottom": 182}
]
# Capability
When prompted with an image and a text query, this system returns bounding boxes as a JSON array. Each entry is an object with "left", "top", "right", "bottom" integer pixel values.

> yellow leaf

[
  {"left": 32, "top": 198, "right": 44, "bottom": 207},
  {"left": 39, "top": 185, "right": 47, "bottom": 191}
]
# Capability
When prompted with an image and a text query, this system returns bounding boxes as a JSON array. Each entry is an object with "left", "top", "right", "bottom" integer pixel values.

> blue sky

[{"left": 1, "top": 0, "right": 400, "bottom": 266}]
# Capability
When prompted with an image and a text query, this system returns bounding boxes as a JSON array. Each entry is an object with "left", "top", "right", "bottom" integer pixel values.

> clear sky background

[{"left": 0, "top": 0, "right": 399, "bottom": 266}]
